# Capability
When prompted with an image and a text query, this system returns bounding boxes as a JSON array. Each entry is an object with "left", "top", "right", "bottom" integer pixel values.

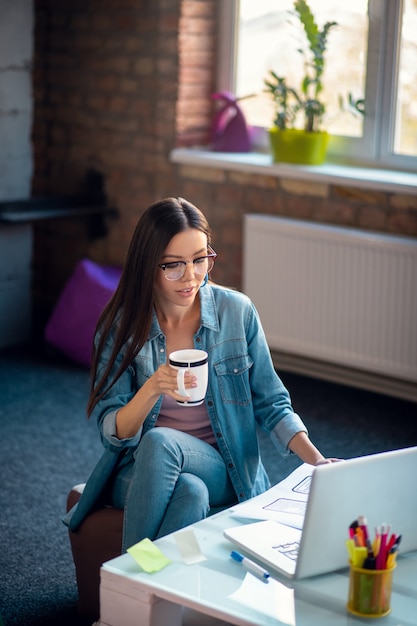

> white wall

[
  {"left": 0, "top": 0, "right": 33, "bottom": 200},
  {"left": 0, "top": 0, "right": 33, "bottom": 347}
]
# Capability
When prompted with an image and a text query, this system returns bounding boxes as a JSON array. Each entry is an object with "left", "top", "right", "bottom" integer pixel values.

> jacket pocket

[{"left": 214, "top": 354, "right": 253, "bottom": 405}]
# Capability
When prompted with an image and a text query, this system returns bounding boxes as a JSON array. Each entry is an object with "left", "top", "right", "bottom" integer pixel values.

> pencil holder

[{"left": 347, "top": 563, "right": 396, "bottom": 618}]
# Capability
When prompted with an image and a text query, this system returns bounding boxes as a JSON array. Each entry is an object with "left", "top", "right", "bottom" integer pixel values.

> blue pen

[{"left": 230, "top": 550, "right": 270, "bottom": 583}]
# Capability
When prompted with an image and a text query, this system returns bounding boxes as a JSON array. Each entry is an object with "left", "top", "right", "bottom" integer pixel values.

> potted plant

[{"left": 264, "top": 0, "right": 337, "bottom": 165}]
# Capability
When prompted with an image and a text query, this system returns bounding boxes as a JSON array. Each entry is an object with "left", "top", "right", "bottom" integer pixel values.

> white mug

[{"left": 169, "top": 349, "right": 208, "bottom": 406}]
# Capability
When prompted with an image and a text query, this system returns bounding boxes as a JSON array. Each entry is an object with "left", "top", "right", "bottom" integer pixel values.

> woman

[{"left": 66, "top": 197, "right": 337, "bottom": 552}]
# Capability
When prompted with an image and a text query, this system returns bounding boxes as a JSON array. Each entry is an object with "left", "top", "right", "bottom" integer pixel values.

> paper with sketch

[{"left": 229, "top": 463, "right": 314, "bottom": 529}]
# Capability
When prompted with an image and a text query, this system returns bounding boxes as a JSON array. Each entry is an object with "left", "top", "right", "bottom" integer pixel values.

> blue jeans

[{"left": 110, "top": 427, "right": 237, "bottom": 552}]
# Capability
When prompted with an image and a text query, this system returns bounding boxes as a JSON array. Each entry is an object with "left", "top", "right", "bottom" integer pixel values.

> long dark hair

[{"left": 87, "top": 197, "right": 212, "bottom": 416}]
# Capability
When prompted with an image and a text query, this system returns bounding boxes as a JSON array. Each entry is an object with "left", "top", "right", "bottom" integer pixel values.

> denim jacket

[{"left": 65, "top": 284, "right": 307, "bottom": 531}]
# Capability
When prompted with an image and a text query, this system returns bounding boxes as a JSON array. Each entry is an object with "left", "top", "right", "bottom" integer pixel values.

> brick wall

[{"left": 32, "top": 0, "right": 417, "bottom": 325}]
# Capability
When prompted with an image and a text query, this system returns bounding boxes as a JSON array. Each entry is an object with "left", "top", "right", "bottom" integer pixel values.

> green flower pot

[{"left": 269, "top": 128, "right": 329, "bottom": 165}]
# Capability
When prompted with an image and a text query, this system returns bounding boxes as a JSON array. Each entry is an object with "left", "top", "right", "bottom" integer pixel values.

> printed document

[{"left": 229, "top": 463, "right": 314, "bottom": 530}]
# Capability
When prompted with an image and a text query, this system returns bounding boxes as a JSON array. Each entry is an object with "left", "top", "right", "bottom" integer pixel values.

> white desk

[{"left": 99, "top": 509, "right": 417, "bottom": 626}]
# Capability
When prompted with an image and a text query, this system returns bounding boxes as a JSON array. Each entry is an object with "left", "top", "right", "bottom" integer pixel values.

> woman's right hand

[
  {"left": 116, "top": 365, "right": 197, "bottom": 439},
  {"left": 149, "top": 364, "right": 197, "bottom": 402}
]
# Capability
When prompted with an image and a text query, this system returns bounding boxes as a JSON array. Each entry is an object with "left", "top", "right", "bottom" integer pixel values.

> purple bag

[
  {"left": 211, "top": 91, "right": 253, "bottom": 152},
  {"left": 45, "top": 258, "right": 121, "bottom": 366}
]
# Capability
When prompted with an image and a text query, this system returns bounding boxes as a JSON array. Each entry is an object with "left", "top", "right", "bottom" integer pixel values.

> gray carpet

[{"left": 1, "top": 343, "right": 416, "bottom": 626}]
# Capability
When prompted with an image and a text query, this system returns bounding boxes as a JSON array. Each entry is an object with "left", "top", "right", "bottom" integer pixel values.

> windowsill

[{"left": 170, "top": 148, "right": 417, "bottom": 195}]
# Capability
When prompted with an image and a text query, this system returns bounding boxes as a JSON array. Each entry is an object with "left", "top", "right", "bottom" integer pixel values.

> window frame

[{"left": 217, "top": 0, "right": 417, "bottom": 173}]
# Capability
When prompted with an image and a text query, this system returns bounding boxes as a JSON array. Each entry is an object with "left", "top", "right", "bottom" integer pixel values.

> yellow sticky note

[{"left": 127, "top": 538, "right": 171, "bottom": 573}]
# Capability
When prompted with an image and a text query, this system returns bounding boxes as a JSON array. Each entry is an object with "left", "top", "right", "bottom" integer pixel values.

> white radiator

[{"left": 243, "top": 214, "right": 417, "bottom": 393}]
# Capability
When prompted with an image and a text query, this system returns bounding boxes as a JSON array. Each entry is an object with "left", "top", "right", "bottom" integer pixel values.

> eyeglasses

[{"left": 158, "top": 246, "right": 217, "bottom": 281}]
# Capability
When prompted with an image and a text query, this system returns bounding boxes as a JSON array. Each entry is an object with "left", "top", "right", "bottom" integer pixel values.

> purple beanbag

[{"left": 45, "top": 258, "right": 122, "bottom": 367}]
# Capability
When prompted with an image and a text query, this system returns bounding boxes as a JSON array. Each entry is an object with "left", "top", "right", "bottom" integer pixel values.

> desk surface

[{"left": 100, "top": 509, "right": 417, "bottom": 626}]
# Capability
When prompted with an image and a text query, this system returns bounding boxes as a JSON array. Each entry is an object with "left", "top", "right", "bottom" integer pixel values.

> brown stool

[{"left": 66, "top": 485, "right": 123, "bottom": 622}]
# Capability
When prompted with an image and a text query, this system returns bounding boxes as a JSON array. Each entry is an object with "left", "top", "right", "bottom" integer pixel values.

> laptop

[{"left": 224, "top": 446, "right": 417, "bottom": 579}]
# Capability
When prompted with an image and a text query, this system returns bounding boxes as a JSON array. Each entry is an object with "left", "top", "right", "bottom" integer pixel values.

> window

[{"left": 217, "top": 0, "right": 417, "bottom": 172}]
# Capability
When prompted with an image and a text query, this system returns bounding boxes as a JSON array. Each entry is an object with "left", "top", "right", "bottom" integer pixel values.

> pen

[
  {"left": 376, "top": 523, "right": 389, "bottom": 570},
  {"left": 363, "top": 538, "right": 376, "bottom": 569},
  {"left": 358, "top": 515, "right": 369, "bottom": 542},
  {"left": 372, "top": 526, "right": 381, "bottom": 559},
  {"left": 386, "top": 547, "right": 398, "bottom": 569},
  {"left": 230, "top": 550, "right": 270, "bottom": 583},
  {"left": 355, "top": 526, "right": 365, "bottom": 547},
  {"left": 349, "top": 519, "right": 358, "bottom": 539},
  {"left": 386, "top": 532, "right": 397, "bottom": 550}
]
